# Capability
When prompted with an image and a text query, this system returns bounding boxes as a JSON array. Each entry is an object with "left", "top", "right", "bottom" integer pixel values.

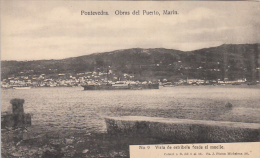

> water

[{"left": 1, "top": 85, "right": 260, "bottom": 133}]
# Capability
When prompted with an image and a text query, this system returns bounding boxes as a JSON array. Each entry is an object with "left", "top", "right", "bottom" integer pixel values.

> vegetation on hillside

[{"left": 1, "top": 44, "right": 260, "bottom": 82}]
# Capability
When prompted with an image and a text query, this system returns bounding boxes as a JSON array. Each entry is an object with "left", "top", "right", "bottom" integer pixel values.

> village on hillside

[
  {"left": 1, "top": 69, "right": 256, "bottom": 89},
  {"left": 2, "top": 44, "right": 260, "bottom": 88}
]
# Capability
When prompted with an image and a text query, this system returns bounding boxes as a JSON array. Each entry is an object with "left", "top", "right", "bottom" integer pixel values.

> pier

[{"left": 105, "top": 116, "right": 260, "bottom": 143}]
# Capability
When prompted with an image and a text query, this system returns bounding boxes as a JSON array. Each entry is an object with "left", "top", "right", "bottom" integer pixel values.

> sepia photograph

[{"left": 1, "top": 1, "right": 260, "bottom": 157}]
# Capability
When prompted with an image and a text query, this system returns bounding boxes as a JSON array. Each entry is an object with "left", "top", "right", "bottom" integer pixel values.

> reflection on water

[{"left": 1, "top": 85, "right": 260, "bottom": 133}]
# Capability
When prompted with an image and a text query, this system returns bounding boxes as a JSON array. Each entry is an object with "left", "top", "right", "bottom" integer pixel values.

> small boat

[
  {"left": 247, "top": 82, "right": 257, "bottom": 85},
  {"left": 232, "top": 82, "right": 241, "bottom": 85},
  {"left": 163, "top": 82, "right": 175, "bottom": 87},
  {"left": 13, "top": 87, "right": 31, "bottom": 89}
]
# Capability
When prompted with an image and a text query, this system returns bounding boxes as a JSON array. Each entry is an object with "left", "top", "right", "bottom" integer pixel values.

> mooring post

[
  {"left": 10, "top": 98, "right": 25, "bottom": 128},
  {"left": 11, "top": 98, "right": 25, "bottom": 115},
  {"left": 1, "top": 98, "right": 31, "bottom": 129}
]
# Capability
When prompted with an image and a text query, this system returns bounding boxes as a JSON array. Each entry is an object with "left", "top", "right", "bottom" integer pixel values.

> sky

[{"left": 1, "top": 1, "right": 260, "bottom": 61}]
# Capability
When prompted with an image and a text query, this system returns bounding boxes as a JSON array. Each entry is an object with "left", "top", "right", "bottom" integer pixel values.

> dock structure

[
  {"left": 105, "top": 116, "right": 260, "bottom": 143},
  {"left": 1, "top": 98, "right": 31, "bottom": 129}
]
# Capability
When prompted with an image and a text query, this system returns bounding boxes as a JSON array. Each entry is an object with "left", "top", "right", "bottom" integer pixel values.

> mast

[{"left": 107, "top": 66, "right": 109, "bottom": 84}]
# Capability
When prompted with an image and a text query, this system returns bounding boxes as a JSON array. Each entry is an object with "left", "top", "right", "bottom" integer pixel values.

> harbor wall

[{"left": 105, "top": 116, "right": 260, "bottom": 143}]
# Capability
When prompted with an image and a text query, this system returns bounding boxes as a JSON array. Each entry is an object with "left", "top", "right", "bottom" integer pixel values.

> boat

[
  {"left": 163, "top": 82, "right": 175, "bottom": 87},
  {"left": 232, "top": 82, "right": 241, "bottom": 85},
  {"left": 1, "top": 85, "right": 12, "bottom": 89},
  {"left": 82, "top": 82, "right": 159, "bottom": 90},
  {"left": 247, "top": 81, "right": 257, "bottom": 85},
  {"left": 13, "top": 86, "right": 31, "bottom": 89}
]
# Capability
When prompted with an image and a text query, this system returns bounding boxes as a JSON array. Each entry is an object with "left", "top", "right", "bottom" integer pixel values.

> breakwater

[{"left": 105, "top": 116, "right": 260, "bottom": 143}]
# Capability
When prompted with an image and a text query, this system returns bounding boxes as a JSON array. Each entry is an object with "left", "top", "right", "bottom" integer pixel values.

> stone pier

[
  {"left": 105, "top": 116, "right": 260, "bottom": 143},
  {"left": 1, "top": 98, "right": 31, "bottom": 128}
]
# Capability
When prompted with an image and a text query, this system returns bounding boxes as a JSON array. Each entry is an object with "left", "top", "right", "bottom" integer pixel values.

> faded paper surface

[
  {"left": 130, "top": 142, "right": 260, "bottom": 158},
  {"left": 1, "top": 1, "right": 260, "bottom": 158}
]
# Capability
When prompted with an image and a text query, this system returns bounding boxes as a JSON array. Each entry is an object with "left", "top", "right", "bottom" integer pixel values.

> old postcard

[{"left": 1, "top": 1, "right": 259, "bottom": 158}]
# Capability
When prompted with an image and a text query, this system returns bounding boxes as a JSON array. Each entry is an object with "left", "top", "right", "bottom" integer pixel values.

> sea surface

[
  {"left": 1, "top": 85, "right": 260, "bottom": 157},
  {"left": 1, "top": 85, "right": 260, "bottom": 133}
]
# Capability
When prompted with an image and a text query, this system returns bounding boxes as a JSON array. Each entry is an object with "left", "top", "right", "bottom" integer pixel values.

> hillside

[{"left": 1, "top": 44, "right": 260, "bottom": 82}]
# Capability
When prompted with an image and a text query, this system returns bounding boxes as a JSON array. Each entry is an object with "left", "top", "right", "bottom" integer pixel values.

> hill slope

[{"left": 1, "top": 44, "right": 260, "bottom": 81}]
